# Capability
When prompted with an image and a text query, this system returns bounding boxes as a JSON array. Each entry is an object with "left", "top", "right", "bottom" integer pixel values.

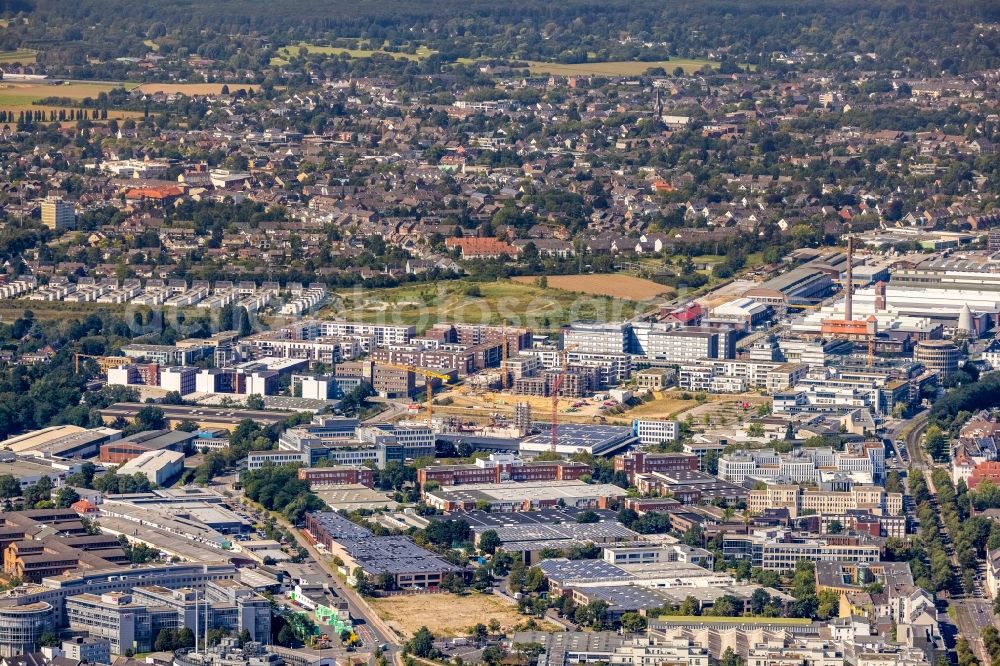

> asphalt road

[
  {"left": 232, "top": 495, "right": 403, "bottom": 656},
  {"left": 900, "top": 410, "right": 996, "bottom": 662}
]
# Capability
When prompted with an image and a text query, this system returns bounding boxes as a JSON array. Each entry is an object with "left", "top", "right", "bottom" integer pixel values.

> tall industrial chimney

[{"left": 844, "top": 236, "right": 853, "bottom": 322}]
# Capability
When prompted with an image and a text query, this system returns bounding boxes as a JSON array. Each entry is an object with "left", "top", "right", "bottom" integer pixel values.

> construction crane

[
  {"left": 549, "top": 344, "right": 579, "bottom": 453},
  {"left": 379, "top": 363, "right": 454, "bottom": 425},
  {"left": 500, "top": 327, "right": 510, "bottom": 391},
  {"left": 74, "top": 353, "right": 130, "bottom": 374}
]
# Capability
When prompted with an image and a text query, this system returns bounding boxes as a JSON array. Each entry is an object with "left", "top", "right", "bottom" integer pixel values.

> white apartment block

[
  {"left": 564, "top": 322, "right": 630, "bottom": 355},
  {"left": 679, "top": 359, "right": 808, "bottom": 393},
  {"left": 294, "top": 320, "right": 414, "bottom": 350}
]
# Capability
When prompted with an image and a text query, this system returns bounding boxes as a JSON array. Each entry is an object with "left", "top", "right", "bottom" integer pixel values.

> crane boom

[{"left": 378, "top": 363, "right": 454, "bottom": 425}]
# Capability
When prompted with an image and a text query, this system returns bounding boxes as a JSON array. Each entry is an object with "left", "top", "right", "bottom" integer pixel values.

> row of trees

[
  {"left": 898, "top": 472, "right": 954, "bottom": 593},
  {"left": 241, "top": 462, "right": 325, "bottom": 522}
]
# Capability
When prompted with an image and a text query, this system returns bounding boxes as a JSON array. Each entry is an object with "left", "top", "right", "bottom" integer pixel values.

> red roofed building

[
  {"left": 968, "top": 461, "right": 1000, "bottom": 490},
  {"left": 124, "top": 186, "right": 184, "bottom": 203},
  {"left": 661, "top": 302, "right": 704, "bottom": 326},
  {"left": 70, "top": 499, "right": 99, "bottom": 516},
  {"left": 445, "top": 237, "right": 518, "bottom": 259}
]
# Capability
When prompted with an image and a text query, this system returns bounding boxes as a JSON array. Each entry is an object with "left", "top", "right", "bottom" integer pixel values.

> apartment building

[
  {"left": 294, "top": 320, "right": 414, "bottom": 349},
  {"left": 371, "top": 340, "right": 499, "bottom": 375},
  {"left": 41, "top": 197, "right": 76, "bottom": 231}
]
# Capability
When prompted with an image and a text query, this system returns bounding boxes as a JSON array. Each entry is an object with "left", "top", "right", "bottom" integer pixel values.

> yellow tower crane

[{"left": 379, "top": 363, "right": 455, "bottom": 425}]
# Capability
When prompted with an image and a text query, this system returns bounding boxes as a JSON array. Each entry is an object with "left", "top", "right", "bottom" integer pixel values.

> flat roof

[
  {"left": 430, "top": 480, "right": 627, "bottom": 504},
  {"left": 3, "top": 425, "right": 120, "bottom": 455},
  {"left": 313, "top": 485, "right": 395, "bottom": 511},
  {"left": 430, "top": 508, "right": 619, "bottom": 528},
  {"left": 100, "top": 403, "right": 290, "bottom": 425},
  {"left": 338, "top": 535, "right": 463, "bottom": 576},
  {"left": 119, "top": 429, "right": 196, "bottom": 449},
  {"left": 117, "top": 449, "right": 185, "bottom": 475}
]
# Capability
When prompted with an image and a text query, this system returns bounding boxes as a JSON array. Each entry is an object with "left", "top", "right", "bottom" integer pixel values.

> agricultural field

[
  {"left": 271, "top": 42, "right": 435, "bottom": 65},
  {"left": 522, "top": 58, "right": 720, "bottom": 77},
  {"left": 132, "top": 82, "right": 258, "bottom": 95},
  {"left": 0, "top": 81, "right": 141, "bottom": 121},
  {"left": 319, "top": 279, "right": 644, "bottom": 332},
  {"left": 0, "top": 81, "right": 128, "bottom": 108},
  {"left": 0, "top": 49, "right": 37, "bottom": 64},
  {"left": 368, "top": 592, "right": 557, "bottom": 638},
  {"left": 513, "top": 273, "right": 672, "bottom": 301}
]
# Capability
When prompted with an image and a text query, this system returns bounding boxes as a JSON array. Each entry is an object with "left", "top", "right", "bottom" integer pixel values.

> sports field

[
  {"left": 513, "top": 274, "right": 672, "bottom": 301},
  {"left": 522, "top": 58, "right": 719, "bottom": 76}
]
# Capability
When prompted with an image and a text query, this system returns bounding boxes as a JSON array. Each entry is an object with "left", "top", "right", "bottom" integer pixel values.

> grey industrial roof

[
  {"left": 339, "top": 536, "right": 462, "bottom": 576},
  {"left": 521, "top": 423, "right": 636, "bottom": 450},
  {"left": 537, "top": 558, "right": 629, "bottom": 583},
  {"left": 120, "top": 429, "right": 197, "bottom": 449},
  {"left": 485, "top": 522, "right": 638, "bottom": 544},
  {"left": 308, "top": 511, "right": 373, "bottom": 540},
  {"left": 432, "top": 508, "right": 619, "bottom": 529}
]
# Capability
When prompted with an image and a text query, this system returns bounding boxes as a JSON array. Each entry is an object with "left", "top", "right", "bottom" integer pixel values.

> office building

[
  {"left": 614, "top": 450, "right": 698, "bottom": 482},
  {"left": 631, "top": 419, "right": 682, "bottom": 446},
  {"left": 417, "top": 453, "right": 589, "bottom": 489},
  {"left": 914, "top": 340, "right": 960, "bottom": 378},
  {"left": 746, "top": 484, "right": 902, "bottom": 518},
  {"left": 721, "top": 528, "right": 882, "bottom": 571},
  {"left": 297, "top": 465, "right": 374, "bottom": 488},
  {"left": 62, "top": 636, "right": 111, "bottom": 664}
]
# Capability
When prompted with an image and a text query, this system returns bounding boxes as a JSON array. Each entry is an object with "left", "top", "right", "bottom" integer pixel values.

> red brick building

[
  {"left": 417, "top": 454, "right": 589, "bottom": 490},
  {"left": 298, "top": 465, "right": 374, "bottom": 488},
  {"left": 614, "top": 451, "right": 699, "bottom": 482}
]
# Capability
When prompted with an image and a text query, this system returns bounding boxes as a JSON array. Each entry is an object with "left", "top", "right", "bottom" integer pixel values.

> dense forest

[{"left": 2, "top": 0, "right": 999, "bottom": 75}]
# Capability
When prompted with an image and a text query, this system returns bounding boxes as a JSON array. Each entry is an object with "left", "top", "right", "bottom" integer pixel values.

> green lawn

[
  {"left": 317, "top": 279, "right": 646, "bottom": 332},
  {"left": 272, "top": 42, "right": 435, "bottom": 66}
]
